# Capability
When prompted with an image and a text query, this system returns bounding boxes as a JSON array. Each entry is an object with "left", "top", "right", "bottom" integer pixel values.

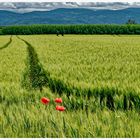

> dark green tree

[{"left": 126, "top": 19, "right": 137, "bottom": 24}]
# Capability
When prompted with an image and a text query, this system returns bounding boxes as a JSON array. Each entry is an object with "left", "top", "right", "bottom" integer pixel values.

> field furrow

[
  {"left": 0, "top": 36, "right": 12, "bottom": 50},
  {"left": 0, "top": 36, "right": 11, "bottom": 47},
  {"left": 0, "top": 36, "right": 27, "bottom": 85}
]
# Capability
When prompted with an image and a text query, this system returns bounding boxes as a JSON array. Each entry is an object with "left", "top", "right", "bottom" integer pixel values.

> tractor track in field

[
  {"left": 17, "top": 35, "right": 140, "bottom": 111},
  {"left": 0, "top": 36, "right": 12, "bottom": 50},
  {"left": 17, "top": 36, "right": 72, "bottom": 94},
  {"left": 17, "top": 35, "right": 49, "bottom": 92}
]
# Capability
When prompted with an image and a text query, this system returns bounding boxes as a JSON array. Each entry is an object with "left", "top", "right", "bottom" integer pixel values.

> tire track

[
  {"left": 17, "top": 36, "right": 140, "bottom": 111},
  {"left": 17, "top": 36, "right": 49, "bottom": 92},
  {"left": 0, "top": 36, "right": 12, "bottom": 50},
  {"left": 17, "top": 36, "right": 71, "bottom": 94}
]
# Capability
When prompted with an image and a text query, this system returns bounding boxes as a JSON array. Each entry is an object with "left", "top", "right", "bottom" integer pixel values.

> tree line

[{"left": 1, "top": 24, "right": 140, "bottom": 35}]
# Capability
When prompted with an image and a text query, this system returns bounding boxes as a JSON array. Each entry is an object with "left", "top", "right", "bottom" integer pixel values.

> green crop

[{"left": 0, "top": 35, "right": 140, "bottom": 137}]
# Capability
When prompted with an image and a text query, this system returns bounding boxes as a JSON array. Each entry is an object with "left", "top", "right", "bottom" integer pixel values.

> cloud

[{"left": 0, "top": 2, "right": 140, "bottom": 13}]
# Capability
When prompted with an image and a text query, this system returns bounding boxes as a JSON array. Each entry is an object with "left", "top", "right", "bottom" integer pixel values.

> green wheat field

[{"left": 0, "top": 35, "right": 140, "bottom": 137}]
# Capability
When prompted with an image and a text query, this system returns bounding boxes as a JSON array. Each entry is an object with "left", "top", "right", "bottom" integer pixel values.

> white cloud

[{"left": 0, "top": 2, "right": 140, "bottom": 13}]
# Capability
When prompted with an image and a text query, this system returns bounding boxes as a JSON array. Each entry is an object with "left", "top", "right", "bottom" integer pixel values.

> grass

[
  {"left": 21, "top": 35, "right": 140, "bottom": 89},
  {"left": 0, "top": 36, "right": 27, "bottom": 84},
  {"left": 0, "top": 36, "right": 11, "bottom": 48},
  {"left": 0, "top": 35, "right": 140, "bottom": 137},
  {"left": 0, "top": 36, "right": 12, "bottom": 50},
  {"left": 20, "top": 35, "right": 140, "bottom": 110}
]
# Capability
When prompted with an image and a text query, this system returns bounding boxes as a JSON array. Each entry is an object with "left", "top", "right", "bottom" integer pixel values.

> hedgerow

[{"left": 2, "top": 24, "right": 140, "bottom": 35}]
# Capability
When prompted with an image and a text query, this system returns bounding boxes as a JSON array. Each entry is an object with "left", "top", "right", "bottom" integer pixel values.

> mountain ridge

[{"left": 0, "top": 8, "right": 140, "bottom": 25}]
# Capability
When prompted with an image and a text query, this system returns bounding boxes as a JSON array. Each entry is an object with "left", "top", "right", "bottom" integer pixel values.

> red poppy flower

[
  {"left": 56, "top": 106, "right": 65, "bottom": 111},
  {"left": 41, "top": 97, "right": 50, "bottom": 105},
  {"left": 55, "top": 98, "right": 62, "bottom": 103}
]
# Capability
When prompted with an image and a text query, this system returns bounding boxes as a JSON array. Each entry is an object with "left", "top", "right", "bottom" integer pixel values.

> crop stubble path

[
  {"left": 16, "top": 35, "right": 140, "bottom": 111},
  {"left": 0, "top": 36, "right": 12, "bottom": 50}
]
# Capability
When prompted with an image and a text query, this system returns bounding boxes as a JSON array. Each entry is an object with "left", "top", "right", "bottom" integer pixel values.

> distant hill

[{"left": 0, "top": 8, "right": 140, "bottom": 25}]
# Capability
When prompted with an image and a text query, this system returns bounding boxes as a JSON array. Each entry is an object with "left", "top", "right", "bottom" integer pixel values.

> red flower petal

[
  {"left": 41, "top": 97, "right": 50, "bottom": 105},
  {"left": 55, "top": 98, "right": 63, "bottom": 103},
  {"left": 56, "top": 106, "right": 65, "bottom": 111}
]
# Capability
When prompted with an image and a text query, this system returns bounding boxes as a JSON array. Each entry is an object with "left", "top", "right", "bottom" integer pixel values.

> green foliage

[
  {"left": 2, "top": 24, "right": 140, "bottom": 35},
  {"left": 0, "top": 29, "right": 3, "bottom": 35}
]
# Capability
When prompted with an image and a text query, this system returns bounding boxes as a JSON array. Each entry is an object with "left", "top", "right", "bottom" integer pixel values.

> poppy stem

[{"left": 45, "top": 105, "right": 47, "bottom": 110}]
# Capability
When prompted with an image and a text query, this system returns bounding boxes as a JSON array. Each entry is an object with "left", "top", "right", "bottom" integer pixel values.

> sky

[{"left": 0, "top": 2, "right": 140, "bottom": 13}]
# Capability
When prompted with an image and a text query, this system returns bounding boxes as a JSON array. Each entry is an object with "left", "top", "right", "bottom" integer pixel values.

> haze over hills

[{"left": 0, "top": 8, "right": 140, "bottom": 25}]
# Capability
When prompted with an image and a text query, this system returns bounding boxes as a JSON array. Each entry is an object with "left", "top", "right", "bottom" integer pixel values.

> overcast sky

[{"left": 0, "top": 2, "right": 140, "bottom": 13}]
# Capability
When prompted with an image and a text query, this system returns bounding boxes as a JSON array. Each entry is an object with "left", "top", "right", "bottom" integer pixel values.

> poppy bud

[
  {"left": 56, "top": 106, "right": 65, "bottom": 111},
  {"left": 55, "top": 98, "right": 62, "bottom": 103},
  {"left": 41, "top": 97, "right": 50, "bottom": 105}
]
